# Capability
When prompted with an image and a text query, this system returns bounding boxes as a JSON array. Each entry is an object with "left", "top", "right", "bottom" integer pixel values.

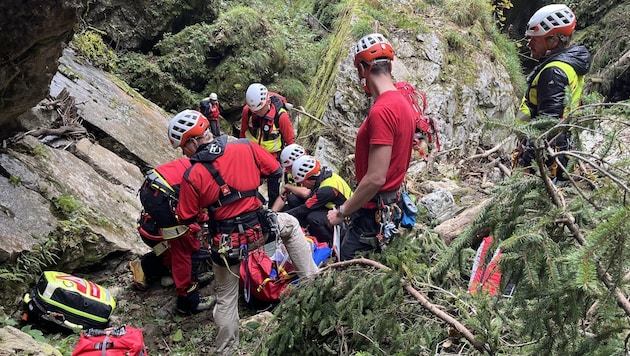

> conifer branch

[
  {"left": 325, "top": 258, "right": 492, "bottom": 354},
  {"left": 536, "top": 153, "right": 630, "bottom": 318}
]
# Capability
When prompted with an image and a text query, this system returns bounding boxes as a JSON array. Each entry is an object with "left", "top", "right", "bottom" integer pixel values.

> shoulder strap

[
  {"left": 199, "top": 162, "right": 258, "bottom": 209},
  {"left": 269, "top": 95, "right": 286, "bottom": 130}
]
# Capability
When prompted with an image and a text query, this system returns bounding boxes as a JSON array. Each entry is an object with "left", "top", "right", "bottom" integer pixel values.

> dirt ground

[{"left": 89, "top": 252, "right": 278, "bottom": 354}]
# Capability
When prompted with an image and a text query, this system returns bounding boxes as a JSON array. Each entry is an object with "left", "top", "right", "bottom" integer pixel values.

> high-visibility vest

[
  {"left": 518, "top": 60, "right": 585, "bottom": 122},
  {"left": 244, "top": 98, "right": 287, "bottom": 153},
  {"left": 318, "top": 173, "right": 353, "bottom": 209}
]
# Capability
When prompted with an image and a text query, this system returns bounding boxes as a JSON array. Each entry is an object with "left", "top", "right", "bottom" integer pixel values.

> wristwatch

[{"left": 336, "top": 206, "right": 348, "bottom": 219}]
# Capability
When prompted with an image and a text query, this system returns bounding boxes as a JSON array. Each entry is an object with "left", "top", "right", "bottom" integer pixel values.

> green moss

[
  {"left": 58, "top": 63, "right": 83, "bottom": 81},
  {"left": 72, "top": 30, "right": 117, "bottom": 71},
  {"left": 313, "top": 0, "right": 345, "bottom": 30},
  {"left": 115, "top": 52, "right": 197, "bottom": 112},
  {"left": 33, "top": 143, "right": 48, "bottom": 159},
  {"left": 52, "top": 194, "right": 82, "bottom": 219},
  {"left": 442, "top": 0, "right": 493, "bottom": 29}
]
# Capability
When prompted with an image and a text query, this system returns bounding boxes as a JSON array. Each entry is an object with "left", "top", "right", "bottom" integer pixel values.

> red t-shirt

[
  {"left": 355, "top": 90, "right": 415, "bottom": 193},
  {"left": 176, "top": 140, "right": 281, "bottom": 221}
]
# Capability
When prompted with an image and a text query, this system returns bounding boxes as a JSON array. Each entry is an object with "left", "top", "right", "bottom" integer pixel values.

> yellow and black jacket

[{"left": 517, "top": 45, "right": 591, "bottom": 122}]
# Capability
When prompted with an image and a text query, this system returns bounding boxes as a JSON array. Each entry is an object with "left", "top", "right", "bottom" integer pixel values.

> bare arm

[
  {"left": 284, "top": 184, "right": 311, "bottom": 200},
  {"left": 328, "top": 144, "right": 391, "bottom": 225}
]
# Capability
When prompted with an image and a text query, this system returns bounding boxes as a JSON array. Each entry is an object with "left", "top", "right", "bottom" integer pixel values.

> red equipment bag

[
  {"left": 240, "top": 248, "right": 297, "bottom": 303},
  {"left": 72, "top": 325, "right": 147, "bottom": 356},
  {"left": 468, "top": 235, "right": 502, "bottom": 296}
]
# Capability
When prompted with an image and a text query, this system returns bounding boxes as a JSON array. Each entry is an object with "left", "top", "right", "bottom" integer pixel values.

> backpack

[
  {"left": 72, "top": 325, "right": 147, "bottom": 356},
  {"left": 199, "top": 97, "right": 211, "bottom": 118},
  {"left": 240, "top": 236, "right": 331, "bottom": 303},
  {"left": 22, "top": 271, "right": 116, "bottom": 331},
  {"left": 394, "top": 81, "right": 441, "bottom": 159},
  {"left": 468, "top": 235, "right": 502, "bottom": 296}
]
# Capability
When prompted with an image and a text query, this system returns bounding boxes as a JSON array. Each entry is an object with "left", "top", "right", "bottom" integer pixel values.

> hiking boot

[
  {"left": 160, "top": 275, "right": 174, "bottom": 287},
  {"left": 197, "top": 271, "right": 214, "bottom": 288},
  {"left": 129, "top": 259, "right": 148, "bottom": 291},
  {"left": 176, "top": 296, "right": 216, "bottom": 315}
]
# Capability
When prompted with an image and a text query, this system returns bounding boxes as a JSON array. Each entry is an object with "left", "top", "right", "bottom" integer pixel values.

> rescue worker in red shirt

[
  {"left": 282, "top": 155, "right": 353, "bottom": 246},
  {"left": 239, "top": 83, "right": 295, "bottom": 205},
  {"left": 156, "top": 110, "right": 217, "bottom": 314},
  {"left": 513, "top": 4, "right": 591, "bottom": 181},
  {"left": 175, "top": 111, "right": 317, "bottom": 355},
  {"left": 199, "top": 92, "right": 222, "bottom": 137},
  {"left": 327, "top": 33, "right": 415, "bottom": 260}
]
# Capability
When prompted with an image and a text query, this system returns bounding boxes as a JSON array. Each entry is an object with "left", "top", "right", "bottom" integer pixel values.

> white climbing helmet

[
  {"left": 525, "top": 4, "right": 576, "bottom": 38},
  {"left": 292, "top": 155, "right": 321, "bottom": 183},
  {"left": 280, "top": 144, "right": 306, "bottom": 168},
  {"left": 209, "top": 92, "right": 218, "bottom": 101},
  {"left": 167, "top": 110, "right": 210, "bottom": 149},
  {"left": 246, "top": 83, "right": 268, "bottom": 111}
]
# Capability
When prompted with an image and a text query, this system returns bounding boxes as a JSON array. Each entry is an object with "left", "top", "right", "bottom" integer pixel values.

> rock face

[
  {"left": 0, "top": 0, "right": 83, "bottom": 128},
  {"left": 0, "top": 49, "right": 180, "bottom": 266}
]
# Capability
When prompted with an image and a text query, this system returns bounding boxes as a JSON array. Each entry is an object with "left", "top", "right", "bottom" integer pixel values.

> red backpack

[
  {"left": 72, "top": 325, "right": 147, "bottom": 356},
  {"left": 240, "top": 236, "right": 331, "bottom": 303},
  {"left": 394, "top": 81, "right": 441, "bottom": 159},
  {"left": 240, "top": 247, "right": 297, "bottom": 303}
]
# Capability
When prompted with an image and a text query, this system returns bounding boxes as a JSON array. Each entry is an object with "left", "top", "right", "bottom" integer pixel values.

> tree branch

[
  {"left": 28, "top": 125, "right": 87, "bottom": 137},
  {"left": 324, "top": 258, "right": 492, "bottom": 354},
  {"left": 536, "top": 152, "right": 630, "bottom": 318}
]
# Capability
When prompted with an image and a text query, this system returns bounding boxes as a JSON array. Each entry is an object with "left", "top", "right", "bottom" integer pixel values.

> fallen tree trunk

[{"left": 28, "top": 125, "right": 87, "bottom": 137}]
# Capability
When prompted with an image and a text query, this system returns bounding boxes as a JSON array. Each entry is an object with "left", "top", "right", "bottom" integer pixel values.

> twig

[
  {"left": 354, "top": 330, "right": 386, "bottom": 354},
  {"left": 465, "top": 138, "right": 511, "bottom": 161},
  {"left": 550, "top": 150, "right": 630, "bottom": 194},
  {"left": 498, "top": 336, "right": 538, "bottom": 348},
  {"left": 291, "top": 106, "right": 326, "bottom": 126},
  {"left": 485, "top": 153, "right": 512, "bottom": 177},
  {"left": 415, "top": 281, "right": 477, "bottom": 315},
  {"left": 27, "top": 126, "right": 87, "bottom": 137}
]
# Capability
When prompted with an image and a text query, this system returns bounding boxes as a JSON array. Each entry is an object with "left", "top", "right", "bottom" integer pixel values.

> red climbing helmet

[{"left": 353, "top": 33, "right": 394, "bottom": 68}]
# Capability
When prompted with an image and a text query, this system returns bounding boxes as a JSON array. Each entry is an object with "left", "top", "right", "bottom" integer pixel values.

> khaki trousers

[{"left": 212, "top": 212, "right": 318, "bottom": 354}]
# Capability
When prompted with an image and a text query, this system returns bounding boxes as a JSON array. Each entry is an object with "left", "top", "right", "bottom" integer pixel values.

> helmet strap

[{"left": 358, "top": 62, "right": 374, "bottom": 96}]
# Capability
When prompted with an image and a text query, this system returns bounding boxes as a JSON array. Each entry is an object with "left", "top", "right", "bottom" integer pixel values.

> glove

[
  {"left": 188, "top": 222, "right": 202, "bottom": 235},
  {"left": 196, "top": 210, "right": 210, "bottom": 223}
]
